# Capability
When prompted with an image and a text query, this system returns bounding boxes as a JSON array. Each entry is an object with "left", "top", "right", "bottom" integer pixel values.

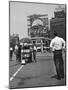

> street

[{"left": 9, "top": 52, "right": 66, "bottom": 89}]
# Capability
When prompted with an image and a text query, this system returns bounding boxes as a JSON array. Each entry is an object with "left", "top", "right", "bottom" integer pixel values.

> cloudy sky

[{"left": 10, "top": 1, "right": 65, "bottom": 39}]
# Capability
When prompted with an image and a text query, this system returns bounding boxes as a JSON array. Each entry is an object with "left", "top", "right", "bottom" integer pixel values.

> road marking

[{"left": 10, "top": 65, "right": 24, "bottom": 81}]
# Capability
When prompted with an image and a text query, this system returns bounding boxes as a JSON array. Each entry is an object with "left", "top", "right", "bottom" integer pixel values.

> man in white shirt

[{"left": 50, "top": 31, "right": 65, "bottom": 80}]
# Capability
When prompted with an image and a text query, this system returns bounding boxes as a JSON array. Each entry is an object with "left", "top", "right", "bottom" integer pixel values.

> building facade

[{"left": 50, "top": 10, "right": 66, "bottom": 40}]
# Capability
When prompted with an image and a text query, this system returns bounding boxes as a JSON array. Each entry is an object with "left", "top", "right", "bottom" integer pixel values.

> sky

[{"left": 10, "top": 1, "right": 65, "bottom": 39}]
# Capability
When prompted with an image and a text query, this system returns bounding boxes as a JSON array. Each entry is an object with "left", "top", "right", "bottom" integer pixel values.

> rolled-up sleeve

[
  {"left": 62, "top": 38, "right": 65, "bottom": 49},
  {"left": 50, "top": 39, "right": 55, "bottom": 51}
]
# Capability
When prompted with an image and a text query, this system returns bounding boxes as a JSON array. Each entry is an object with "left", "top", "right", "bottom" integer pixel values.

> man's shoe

[
  {"left": 56, "top": 76, "right": 61, "bottom": 80},
  {"left": 57, "top": 77, "right": 61, "bottom": 80},
  {"left": 61, "top": 76, "right": 64, "bottom": 79}
]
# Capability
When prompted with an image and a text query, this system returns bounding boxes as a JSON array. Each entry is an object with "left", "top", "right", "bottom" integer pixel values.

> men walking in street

[
  {"left": 17, "top": 44, "right": 21, "bottom": 63},
  {"left": 33, "top": 42, "right": 37, "bottom": 63},
  {"left": 50, "top": 31, "right": 65, "bottom": 80},
  {"left": 10, "top": 47, "right": 13, "bottom": 61},
  {"left": 29, "top": 46, "right": 33, "bottom": 62},
  {"left": 10, "top": 42, "right": 13, "bottom": 61},
  {"left": 15, "top": 44, "right": 21, "bottom": 63},
  {"left": 15, "top": 44, "right": 19, "bottom": 62}
]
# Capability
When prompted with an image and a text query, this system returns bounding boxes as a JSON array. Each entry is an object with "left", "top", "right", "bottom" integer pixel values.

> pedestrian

[
  {"left": 17, "top": 44, "right": 21, "bottom": 63},
  {"left": 10, "top": 42, "right": 13, "bottom": 61},
  {"left": 15, "top": 44, "right": 19, "bottom": 62},
  {"left": 29, "top": 46, "right": 33, "bottom": 62},
  {"left": 50, "top": 31, "right": 65, "bottom": 80},
  {"left": 33, "top": 42, "right": 37, "bottom": 62},
  {"left": 10, "top": 47, "right": 13, "bottom": 61}
]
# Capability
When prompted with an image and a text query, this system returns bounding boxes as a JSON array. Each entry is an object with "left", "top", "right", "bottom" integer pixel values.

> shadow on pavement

[
  {"left": 51, "top": 75, "right": 57, "bottom": 78},
  {"left": 51, "top": 74, "right": 66, "bottom": 81},
  {"left": 51, "top": 74, "right": 60, "bottom": 80},
  {"left": 16, "top": 75, "right": 40, "bottom": 86}
]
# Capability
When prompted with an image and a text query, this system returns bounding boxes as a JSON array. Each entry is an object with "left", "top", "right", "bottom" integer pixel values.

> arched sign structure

[
  {"left": 27, "top": 14, "right": 51, "bottom": 53},
  {"left": 27, "top": 14, "right": 49, "bottom": 37}
]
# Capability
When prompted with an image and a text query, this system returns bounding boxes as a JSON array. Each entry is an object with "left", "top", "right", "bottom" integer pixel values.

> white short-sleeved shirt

[
  {"left": 10, "top": 47, "right": 13, "bottom": 51},
  {"left": 50, "top": 36, "right": 65, "bottom": 51},
  {"left": 15, "top": 45, "right": 18, "bottom": 50},
  {"left": 33, "top": 46, "right": 37, "bottom": 51}
]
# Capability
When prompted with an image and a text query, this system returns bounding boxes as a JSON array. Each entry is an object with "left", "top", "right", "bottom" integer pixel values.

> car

[{"left": 21, "top": 43, "right": 33, "bottom": 65}]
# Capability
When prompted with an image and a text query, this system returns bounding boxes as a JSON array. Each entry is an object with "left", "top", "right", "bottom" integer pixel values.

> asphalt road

[{"left": 9, "top": 52, "right": 66, "bottom": 89}]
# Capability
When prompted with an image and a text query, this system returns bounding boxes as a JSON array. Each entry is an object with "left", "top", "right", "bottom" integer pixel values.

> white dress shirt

[
  {"left": 50, "top": 36, "right": 65, "bottom": 51},
  {"left": 33, "top": 46, "right": 37, "bottom": 51},
  {"left": 10, "top": 47, "right": 13, "bottom": 51},
  {"left": 15, "top": 45, "right": 18, "bottom": 50}
]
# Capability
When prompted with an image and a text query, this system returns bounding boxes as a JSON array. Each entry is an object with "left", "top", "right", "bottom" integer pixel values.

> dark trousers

[
  {"left": 16, "top": 51, "right": 18, "bottom": 61},
  {"left": 10, "top": 51, "right": 13, "bottom": 60},
  {"left": 33, "top": 51, "right": 36, "bottom": 62},
  {"left": 16, "top": 53, "right": 21, "bottom": 62},
  {"left": 54, "top": 50, "right": 64, "bottom": 78},
  {"left": 30, "top": 53, "right": 32, "bottom": 62},
  {"left": 18, "top": 53, "right": 21, "bottom": 62}
]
